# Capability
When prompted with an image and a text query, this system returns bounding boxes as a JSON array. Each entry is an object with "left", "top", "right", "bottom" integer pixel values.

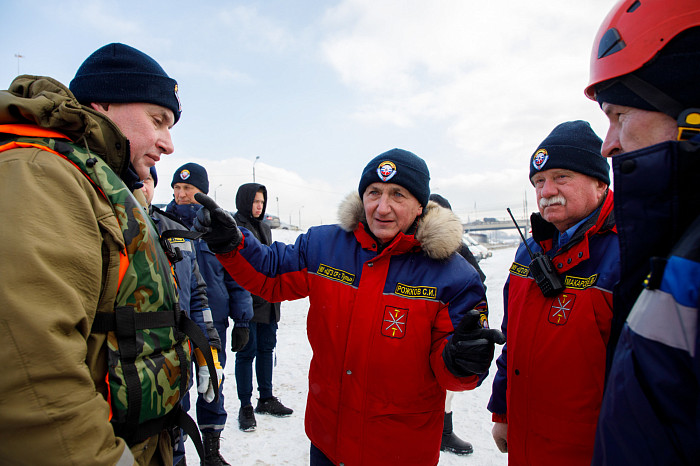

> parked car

[
  {"left": 463, "top": 233, "right": 491, "bottom": 260},
  {"left": 263, "top": 214, "right": 281, "bottom": 229}
]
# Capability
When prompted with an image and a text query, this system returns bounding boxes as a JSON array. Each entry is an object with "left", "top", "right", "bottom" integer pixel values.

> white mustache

[{"left": 539, "top": 195, "right": 567, "bottom": 209}]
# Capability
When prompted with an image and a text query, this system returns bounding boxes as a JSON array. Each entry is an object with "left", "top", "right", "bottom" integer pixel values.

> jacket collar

[
  {"left": 337, "top": 192, "right": 464, "bottom": 260},
  {"left": 166, "top": 200, "right": 201, "bottom": 229},
  {"left": 1, "top": 75, "right": 131, "bottom": 179}
]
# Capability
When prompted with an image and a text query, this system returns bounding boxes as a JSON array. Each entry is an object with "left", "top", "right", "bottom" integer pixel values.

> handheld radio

[{"left": 507, "top": 208, "right": 565, "bottom": 297}]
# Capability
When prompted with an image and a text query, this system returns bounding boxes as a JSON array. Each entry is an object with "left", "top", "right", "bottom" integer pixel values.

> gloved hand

[
  {"left": 492, "top": 422, "right": 508, "bottom": 453},
  {"left": 442, "top": 309, "right": 506, "bottom": 377},
  {"left": 195, "top": 347, "right": 223, "bottom": 403},
  {"left": 193, "top": 193, "right": 242, "bottom": 254},
  {"left": 230, "top": 326, "right": 250, "bottom": 352}
]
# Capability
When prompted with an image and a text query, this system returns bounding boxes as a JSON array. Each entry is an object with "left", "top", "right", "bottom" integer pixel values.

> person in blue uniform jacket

[
  {"left": 584, "top": 1, "right": 700, "bottom": 463},
  {"left": 166, "top": 162, "right": 253, "bottom": 466}
]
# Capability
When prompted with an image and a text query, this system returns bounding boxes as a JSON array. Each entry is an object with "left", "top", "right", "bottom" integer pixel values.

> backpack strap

[
  {"left": 92, "top": 306, "right": 220, "bottom": 406},
  {"left": 174, "top": 408, "right": 206, "bottom": 460}
]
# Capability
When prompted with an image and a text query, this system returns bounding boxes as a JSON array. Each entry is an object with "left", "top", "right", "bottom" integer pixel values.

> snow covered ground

[{"left": 185, "top": 229, "right": 515, "bottom": 465}]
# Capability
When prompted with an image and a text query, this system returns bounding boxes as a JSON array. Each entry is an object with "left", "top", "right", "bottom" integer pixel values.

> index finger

[{"left": 194, "top": 192, "right": 219, "bottom": 211}]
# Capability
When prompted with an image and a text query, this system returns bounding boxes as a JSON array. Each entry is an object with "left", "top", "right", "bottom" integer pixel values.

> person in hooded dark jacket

[{"left": 233, "top": 183, "right": 293, "bottom": 432}]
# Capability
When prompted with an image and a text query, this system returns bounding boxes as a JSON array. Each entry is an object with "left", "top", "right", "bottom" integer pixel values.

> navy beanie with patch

[
  {"left": 529, "top": 121, "right": 609, "bottom": 185},
  {"left": 149, "top": 166, "right": 158, "bottom": 187},
  {"left": 70, "top": 43, "right": 182, "bottom": 123},
  {"left": 358, "top": 148, "right": 430, "bottom": 208},
  {"left": 171, "top": 163, "right": 209, "bottom": 194}
]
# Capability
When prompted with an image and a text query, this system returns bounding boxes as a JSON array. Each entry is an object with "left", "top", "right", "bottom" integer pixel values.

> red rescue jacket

[{"left": 217, "top": 194, "right": 487, "bottom": 465}]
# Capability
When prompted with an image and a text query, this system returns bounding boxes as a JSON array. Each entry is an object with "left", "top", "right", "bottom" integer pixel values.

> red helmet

[{"left": 585, "top": 0, "right": 700, "bottom": 100}]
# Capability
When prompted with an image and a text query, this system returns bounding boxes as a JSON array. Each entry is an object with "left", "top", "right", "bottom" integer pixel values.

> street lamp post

[
  {"left": 253, "top": 156, "right": 260, "bottom": 182},
  {"left": 213, "top": 184, "right": 223, "bottom": 202},
  {"left": 298, "top": 206, "right": 304, "bottom": 229},
  {"left": 14, "top": 53, "right": 23, "bottom": 75}
]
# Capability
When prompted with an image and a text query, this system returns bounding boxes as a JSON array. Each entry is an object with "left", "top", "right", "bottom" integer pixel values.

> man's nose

[
  {"left": 159, "top": 130, "right": 175, "bottom": 155},
  {"left": 376, "top": 195, "right": 392, "bottom": 213},
  {"left": 540, "top": 179, "right": 557, "bottom": 197},
  {"left": 601, "top": 127, "right": 621, "bottom": 157}
]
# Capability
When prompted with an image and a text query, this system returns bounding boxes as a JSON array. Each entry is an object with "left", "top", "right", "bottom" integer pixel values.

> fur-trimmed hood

[{"left": 337, "top": 192, "right": 464, "bottom": 260}]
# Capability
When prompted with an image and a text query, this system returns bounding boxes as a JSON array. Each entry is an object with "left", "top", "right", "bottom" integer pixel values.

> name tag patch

[
  {"left": 564, "top": 274, "right": 598, "bottom": 290},
  {"left": 394, "top": 283, "right": 437, "bottom": 299},
  {"left": 509, "top": 262, "right": 529, "bottom": 278},
  {"left": 316, "top": 263, "right": 355, "bottom": 285}
]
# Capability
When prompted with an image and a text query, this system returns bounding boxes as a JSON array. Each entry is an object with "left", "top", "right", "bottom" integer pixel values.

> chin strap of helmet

[
  {"left": 617, "top": 74, "right": 684, "bottom": 119},
  {"left": 613, "top": 74, "right": 700, "bottom": 142}
]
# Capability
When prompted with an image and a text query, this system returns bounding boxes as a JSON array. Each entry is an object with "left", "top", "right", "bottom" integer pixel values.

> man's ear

[{"left": 89, "top": 102, "right": 110, "bottom": 113}]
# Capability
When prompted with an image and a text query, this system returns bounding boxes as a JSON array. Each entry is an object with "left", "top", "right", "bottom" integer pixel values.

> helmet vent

[
  {"left": 626, "top": 1, "right": 641, "bottom": 13},
  {"left": 598, "top": 28, "right": 626, "bottom": 58}
]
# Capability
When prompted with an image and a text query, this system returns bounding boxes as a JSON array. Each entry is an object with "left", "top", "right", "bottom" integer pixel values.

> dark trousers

[
  {"left": 234, "top": 321, "right": 278, "bottom": 405},
  {"left": 310, "top": 444, "right": 335, "bottom": 466},
  {"left": 196, "top": 321, "right": 228, "bottom": 431}
]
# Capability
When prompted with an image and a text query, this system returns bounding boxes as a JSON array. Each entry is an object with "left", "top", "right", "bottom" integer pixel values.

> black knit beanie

[
  {"left": 171, "top": 163, "right": 209, "bottom": 194},
  {"left": 529, "top": 121, "right": 609, "bottom": 185},
  {"left": 595, "top": 28, "right": 700, "bottom": 119},
  {"left": 429, "top": 193, "right": 452, "bottom": 210},
  {"left": 149, "top": 166, "right": 158, "bottom": 187},
  {"left": 358, "top": 148, "right": 431, "bottom": 208},
  {"left": 70, "top": 43, "right": 182, "bottom": 123}
]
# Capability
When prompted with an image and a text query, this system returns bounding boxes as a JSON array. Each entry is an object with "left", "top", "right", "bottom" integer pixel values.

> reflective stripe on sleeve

[{"left": 627, "top": 289, "right": 697, "bottom": 357}]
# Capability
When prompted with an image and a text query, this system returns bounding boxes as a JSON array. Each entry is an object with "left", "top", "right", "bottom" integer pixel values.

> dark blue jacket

[
  {"left": 593, "top": 140, "right": 700, "bottom": 465},
  {"left": 166, "top": 201, "right": 252, "bottom": 328},
  {"left": 149, "top": 205, "right": 221, "bottom": 349}
]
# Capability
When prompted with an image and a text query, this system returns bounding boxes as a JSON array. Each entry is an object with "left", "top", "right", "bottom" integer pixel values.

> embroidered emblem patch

[
  {"left": 532, "top": 148, "right": 549, "bottom": 171},
  {"left": 549, "top": 293, "right": 576, "bottom": 325},
  {"left": 377, "top": 160, "right": 397, "bottom": 182},
  {"left": 179, "top": 169, "right": 191, "bottom": 180},
  {"left": 475, "top": 300, "right": 490, "bottom": 328},
  {"left": 395, "top": 282, "right": 437, "bottom": 299},
  {"left": 174, "top": 83, "right": 182, "bottom": 112},
  {"left": 316, "top": 263, "right": 355, "bottom": 285},
  {"left": 382, "top": 306, "right": 408, "bottom": 338}
]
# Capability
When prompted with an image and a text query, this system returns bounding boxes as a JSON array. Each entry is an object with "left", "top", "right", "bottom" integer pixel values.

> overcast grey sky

[{"left": 2, "top": 0, "right": 617, "bottom": 227}]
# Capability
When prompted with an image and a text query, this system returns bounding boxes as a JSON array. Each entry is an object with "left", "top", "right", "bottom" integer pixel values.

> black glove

[
  {"left": 193, "top": 193, "right": 242, "bottom": 254},
  {"left": 230, "top": 326, "right": 250, "bottom": 352},
  {"left": 443, "top": 309, "right": 506, "bottom": 377}
]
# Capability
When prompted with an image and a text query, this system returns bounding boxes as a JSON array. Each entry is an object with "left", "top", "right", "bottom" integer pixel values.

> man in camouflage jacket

[{"left": 0, "top": 43, "right": 183, "bottom": 465}]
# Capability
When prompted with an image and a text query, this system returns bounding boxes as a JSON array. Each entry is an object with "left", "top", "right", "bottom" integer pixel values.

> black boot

[
  {"left": 440, "top": 412, "right": 473, "bottom": 455},
  {"left": 202, "top": 431, "right": 231, "bottom": 466}
]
